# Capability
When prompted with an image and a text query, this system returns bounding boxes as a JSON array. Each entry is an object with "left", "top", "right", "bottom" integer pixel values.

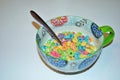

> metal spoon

[{"left": 30, "top": 10, "right": 62, "bottom": 45}]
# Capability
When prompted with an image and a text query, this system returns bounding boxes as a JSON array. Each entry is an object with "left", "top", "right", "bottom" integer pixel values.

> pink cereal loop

[{"left": 50, "top": 51, "right": 60, "bottom": 58}]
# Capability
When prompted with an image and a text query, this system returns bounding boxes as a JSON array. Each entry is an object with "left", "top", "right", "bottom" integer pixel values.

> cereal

[
  {"left": 41, "top": 31, "right": 98, "bottom": 61},
  {"left": 80, "top": 54, "right": 87, "bottom": 58},
  {"left": 74, "top": 52, "right": 80, "bottom": 59},
  {"left": 83, "top": 51, "right": 89, "bottom": 55},
  {"left": 41, "top": 46, "right": 47, "bottom": 52},
  {"left": 58, "top": 33, "right": 65, "bottom": 40},
  {"left": 81, "top": 41, "right": 87, "bottom": 46},
  {"left": 50, "top": 51, "right": 61, "bottom": 58}
]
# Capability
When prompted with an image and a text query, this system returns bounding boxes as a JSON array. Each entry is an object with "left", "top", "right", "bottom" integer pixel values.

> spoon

[{"left": 30, "top": 10, "right": 62, "bottom": 45}]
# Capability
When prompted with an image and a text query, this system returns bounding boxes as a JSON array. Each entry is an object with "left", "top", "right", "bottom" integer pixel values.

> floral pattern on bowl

[{"left": 50, "top": 16, "right": 68, "bottom": 27}]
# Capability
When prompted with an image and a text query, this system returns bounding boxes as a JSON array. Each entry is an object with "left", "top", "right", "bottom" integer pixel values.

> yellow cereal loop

[
  {"left": 53, "top": 39, "right": 57, "bottom": 43},
  {"left": 90, "top": 45, "right": 97, "bottom": 51},
  {"left": 80, "top": 54, "right": 87, "bottom": 58},
  {"left": 72, "top": 38, "right": 78, "bottom": 43},
  {"left": 58, "top": 46, "right": 62, "bottom": 49},
  {"left": 81, "top": 41, "right": 86, "bottom": 46},
  {"left": 86, "top": 48, "right": 92, "bottom": 53},
  {"left": 67, "top": 56, "right": 74, "bottom": 61},
  {"left": 66, "top": 41, "right": 71, "bottom": 47},
  {"left": 45, "top": 43, "right": 50, "bottom": 47},
  {"left": 74, "top": 33, "right": 80, "bottom": 37}
]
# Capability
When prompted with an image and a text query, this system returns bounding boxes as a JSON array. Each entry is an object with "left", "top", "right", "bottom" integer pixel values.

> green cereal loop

[
  {"left": 58, "top": 49, "right": 63, "bottom": 54},
  {"left": 78, "top": 32, "right": 82, "bottom": 35},
  {"left": 61, "top": 54, "right": 67, "bottom": 60}
]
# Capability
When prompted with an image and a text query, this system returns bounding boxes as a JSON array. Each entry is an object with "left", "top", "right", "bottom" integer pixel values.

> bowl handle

[{"left": 99, "top": 25, "right": 115, "bottom": 48}]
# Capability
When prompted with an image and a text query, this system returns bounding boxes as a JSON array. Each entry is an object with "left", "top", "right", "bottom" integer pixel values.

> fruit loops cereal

[{"left": 41, "top": 32, "right": 97, "bottom": 61}]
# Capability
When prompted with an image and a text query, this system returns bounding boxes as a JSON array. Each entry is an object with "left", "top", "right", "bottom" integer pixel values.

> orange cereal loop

[
  {"left": 72, "top": 46, "right": 76, "bottom": 51},
  {"left": 62, "top": 46, "right": 67, "bottom": 50},
  {"left": 53, "top": 46, "right": 59, "bottom": 51},
  {"left": 89, "top": 37, "right": 93, "bottom": 42},
  {"left": 62, "top": 40, "right": 67, "bottom": 45},
  {"left": 86, "top": 44, "right": 90, "bottom": 48},
  {"left": 62, "top": 42, "right": 67, "bottom": 47},
  {"left": 70, "top": 42, "right": 76, "bottom": 51}
]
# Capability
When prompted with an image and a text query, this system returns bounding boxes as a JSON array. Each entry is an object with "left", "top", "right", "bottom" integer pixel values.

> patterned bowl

[{"left": 36, "top": 16, "right": 114, "bottom": 74}]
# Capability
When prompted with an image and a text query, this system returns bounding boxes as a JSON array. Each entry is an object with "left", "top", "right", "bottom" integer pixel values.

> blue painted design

[
  {"left": 36, "top": 34, "right": 41, "bottom": 43},
  {"left": 78, "top": 55, "right": 97, "bottom": 69},
  {"left": 47, "top": 56, "right": 67, "bottom": 67},
  {"left": 91, "top": 23, "right": 103, "bottom": 38}
]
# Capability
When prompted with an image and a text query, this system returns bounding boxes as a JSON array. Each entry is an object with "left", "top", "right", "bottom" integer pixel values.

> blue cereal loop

[
  {"left": 78, "top": 46, "right": 86, "bottom": 51},
  {"left": 64, "top": 35, "right": 71, "bottom": 39},
  {"left": 74, "top": 52, "right": 80, "bottom": 59},
  {"left": 85, "top": 36, "right": 89, "bottom": 43},
  {"left": 78, "top": 46, "right": 82, "bottom": 50},
  {"left": 55, "top": 43, "right": 59, "bottom": 46},
  {"left": 41, "top": 45, "right": 47, "bottom": 52},
  {"left": 69, "top": 33, "right": 74, "bottom": 39},
  {"left": 78, "top": 37, "right": 83, "bottom": 42}
]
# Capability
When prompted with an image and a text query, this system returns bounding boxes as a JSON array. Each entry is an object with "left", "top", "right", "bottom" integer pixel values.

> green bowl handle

[{"left": 99, "top": 25, "right": 115, "bottom": 47}]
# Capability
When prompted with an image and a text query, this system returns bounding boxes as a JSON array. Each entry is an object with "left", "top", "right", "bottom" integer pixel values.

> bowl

[{"left": 35, "top": 15, "right": 114, "bottom": 74}]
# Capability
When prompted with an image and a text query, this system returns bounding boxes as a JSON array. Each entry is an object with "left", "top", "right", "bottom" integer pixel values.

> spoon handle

[{"left": 30, "top": 10, "right": 62, "bottom": 45}]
